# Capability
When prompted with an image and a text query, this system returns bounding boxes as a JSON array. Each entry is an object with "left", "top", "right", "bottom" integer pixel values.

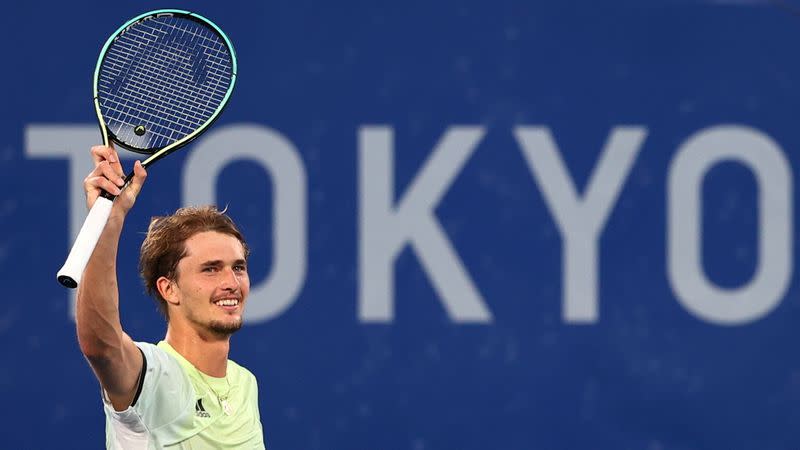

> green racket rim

[{"left": 92, "top": 9, "right": 237, "bottom": 157}]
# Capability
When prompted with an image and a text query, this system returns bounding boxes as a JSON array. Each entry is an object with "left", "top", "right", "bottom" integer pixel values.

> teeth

[{"left": 216, "top": 299, "right": 239, "bottom": 307}]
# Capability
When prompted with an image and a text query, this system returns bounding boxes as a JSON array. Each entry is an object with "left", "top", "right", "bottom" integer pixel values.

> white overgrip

[{"left": 57, "top": 197, "right": 114, "bottom": 288}]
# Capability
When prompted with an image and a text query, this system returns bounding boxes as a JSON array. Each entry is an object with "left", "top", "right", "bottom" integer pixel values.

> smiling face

[{"left": 159, "top": 230, "right": 250, "bottom": 337}]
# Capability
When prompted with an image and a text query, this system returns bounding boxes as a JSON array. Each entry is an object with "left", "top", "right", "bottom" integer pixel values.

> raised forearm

[{"left": 75, "top": 212, "right": 126, "bottom": 360}]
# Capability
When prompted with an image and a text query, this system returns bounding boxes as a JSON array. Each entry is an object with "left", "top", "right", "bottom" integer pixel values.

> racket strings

[
  {"left": 112, "top": 44, "right": 216, "bottom": 128},
  {"left": 97, "top": 15, "right": 233, "bottom": 150},
  {"left": 102, "top": 58, "right": 225, "bottom": 146},
  {"left": 106, "top": 32, "right": 228, "bottom": 144},
  {"left": 104, "top": 43, "right": 226, "bottom": 117},
  {"left": 114, "top": 19, "right": 231, "bottom": 106}
]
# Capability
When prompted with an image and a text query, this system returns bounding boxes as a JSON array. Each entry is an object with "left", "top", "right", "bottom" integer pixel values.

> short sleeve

[{"left": 103, "top": 342, "right": 195, "bottom": 439}]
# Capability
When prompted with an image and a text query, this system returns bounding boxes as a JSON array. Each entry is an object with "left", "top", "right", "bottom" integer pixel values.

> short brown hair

[{"left": 139, "top": 205, "right": 250, "bottom": 320}]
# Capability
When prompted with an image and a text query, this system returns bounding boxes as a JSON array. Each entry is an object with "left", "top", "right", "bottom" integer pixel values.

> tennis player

[{"left": 76, "top": 145, "right": 266, "bottom": 449}]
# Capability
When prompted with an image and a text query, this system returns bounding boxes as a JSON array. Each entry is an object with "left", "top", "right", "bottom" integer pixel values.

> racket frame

[{"left": 94, "top": 9, "right": 238, "bottom": 168}]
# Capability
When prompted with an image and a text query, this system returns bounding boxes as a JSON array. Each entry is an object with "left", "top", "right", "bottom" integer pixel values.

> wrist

[{"left": 107, "top": 209, "right": 129, "bottom": 226}]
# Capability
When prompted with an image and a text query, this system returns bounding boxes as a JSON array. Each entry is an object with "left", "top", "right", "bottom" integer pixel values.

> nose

[{"left": 220, "top": 267, "right": 240, "bottom": 292}]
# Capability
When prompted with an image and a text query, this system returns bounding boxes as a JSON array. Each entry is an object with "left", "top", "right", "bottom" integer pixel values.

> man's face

[{"left": 171, "top": 231, "right": 250, "bottom": 336}]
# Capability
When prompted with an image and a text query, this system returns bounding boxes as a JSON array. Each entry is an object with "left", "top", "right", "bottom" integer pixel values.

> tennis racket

[{"left": 57, "top": 9, "right": 237, "bottom": 288}]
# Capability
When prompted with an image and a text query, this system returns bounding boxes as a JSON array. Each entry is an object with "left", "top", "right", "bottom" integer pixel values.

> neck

[{"left": 165, "top": 324, "right": 231, "bottom": 377}]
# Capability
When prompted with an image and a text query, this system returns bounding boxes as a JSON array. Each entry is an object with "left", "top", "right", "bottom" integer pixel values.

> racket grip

[{"left": 57, "top": 197, "right": 114, "bottom": 288}]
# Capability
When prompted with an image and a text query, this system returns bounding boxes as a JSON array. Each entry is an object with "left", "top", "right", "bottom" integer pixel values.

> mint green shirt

[{"left": 103, "top": 341, "right": 266, "bottom": 449}]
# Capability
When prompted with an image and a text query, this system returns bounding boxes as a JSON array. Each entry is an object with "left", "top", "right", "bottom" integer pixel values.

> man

[{"left": 77, "top": 145, "right": 266, "bottom": 449}]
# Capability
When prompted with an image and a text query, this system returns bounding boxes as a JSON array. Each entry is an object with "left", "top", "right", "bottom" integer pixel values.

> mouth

[{"left": 213, "top": 298, "right": 241, "bottom": 312}]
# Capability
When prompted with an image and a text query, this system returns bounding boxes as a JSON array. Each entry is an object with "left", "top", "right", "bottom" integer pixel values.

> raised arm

[{"left": 76, "top": 145, "right": 148, "bottom": 411}]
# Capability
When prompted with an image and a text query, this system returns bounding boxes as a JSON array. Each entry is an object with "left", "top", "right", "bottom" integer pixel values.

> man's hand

[{"left": 84, "top": 145, "right": 147, "bottom": 214}]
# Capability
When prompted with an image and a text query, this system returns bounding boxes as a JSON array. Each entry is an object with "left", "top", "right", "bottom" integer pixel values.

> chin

[{"left": 208, "top": 318, "right": 243, "bottom": 335}]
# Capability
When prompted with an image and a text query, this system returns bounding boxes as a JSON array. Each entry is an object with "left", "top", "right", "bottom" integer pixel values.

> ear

[{"left": 156, "top": 276, "right": 180, "bottom": 306}]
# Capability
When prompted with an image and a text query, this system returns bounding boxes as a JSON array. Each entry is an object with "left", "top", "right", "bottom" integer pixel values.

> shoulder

[
  {"left": 124, "top": 342, "right": 196, "bottom": 428},
  {"left": 135, "top": 341, "right": 183, "bottom": 372},
  {"left": 132, "top": 341, "right": 192, "bottom": 396},
  {"left": 228, "top": 358, "right": 259, "bottom": 385}
]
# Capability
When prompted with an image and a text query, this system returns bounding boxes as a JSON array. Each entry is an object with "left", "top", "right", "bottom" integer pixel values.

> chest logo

[{"left": 195, "top": 399, "right": 211, "bottom": 418}]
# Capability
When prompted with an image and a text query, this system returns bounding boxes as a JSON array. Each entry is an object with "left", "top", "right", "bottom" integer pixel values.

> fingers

[
  {"left": 90, "top": 144, "right": 116, "bottom": 165},
  {"left": 90, "top": 145, "right": 125, "bottom": 179},
  {"left": 97, "top": 161, "right": 126, "bottom": 188},
  {"left": 84, "top": 161, "right": 126, "bottom": 195},
  {"left": 127, "top": 161, "right": 148, "bottom": 198},
  {"left": 85, "top": 175, "right": 122, "bottom": 196},
  {"left": 115, "top": 161, "right": 147, "bottom": 212},
  {"left": 86, "top": 145, "right": 148, "bottom": 214}
]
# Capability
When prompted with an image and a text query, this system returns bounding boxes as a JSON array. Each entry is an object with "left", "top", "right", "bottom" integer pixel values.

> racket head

[{"left": 93, "top": 9, "right": 237, "bottom": 158}]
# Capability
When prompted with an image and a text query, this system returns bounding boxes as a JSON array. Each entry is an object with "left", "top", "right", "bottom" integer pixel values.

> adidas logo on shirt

[{"left": 195, "top": 399, "right": 211, "bottom": 418}]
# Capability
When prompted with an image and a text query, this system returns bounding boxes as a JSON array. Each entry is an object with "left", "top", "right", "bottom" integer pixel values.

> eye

[
  {"left": 202, "top": 266, "right": 219, "bottom": 273},
  {"left": 233, "top": 264, "right": 247, "bottom": 273}
]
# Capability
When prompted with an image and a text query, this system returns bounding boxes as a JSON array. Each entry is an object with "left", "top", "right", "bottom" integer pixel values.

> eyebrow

[{"left": 200, "top": 259, "right": 247, "bottom": 267}]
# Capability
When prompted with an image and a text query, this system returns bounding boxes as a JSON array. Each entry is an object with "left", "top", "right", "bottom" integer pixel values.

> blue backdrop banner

[{"left": 3, "top": 1, "right": 800, "bottom": 449}]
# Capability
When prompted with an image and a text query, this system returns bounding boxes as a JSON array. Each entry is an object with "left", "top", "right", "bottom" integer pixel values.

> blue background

[{"left": 3, "top": 0, "right": 800, "bottom": 448}]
